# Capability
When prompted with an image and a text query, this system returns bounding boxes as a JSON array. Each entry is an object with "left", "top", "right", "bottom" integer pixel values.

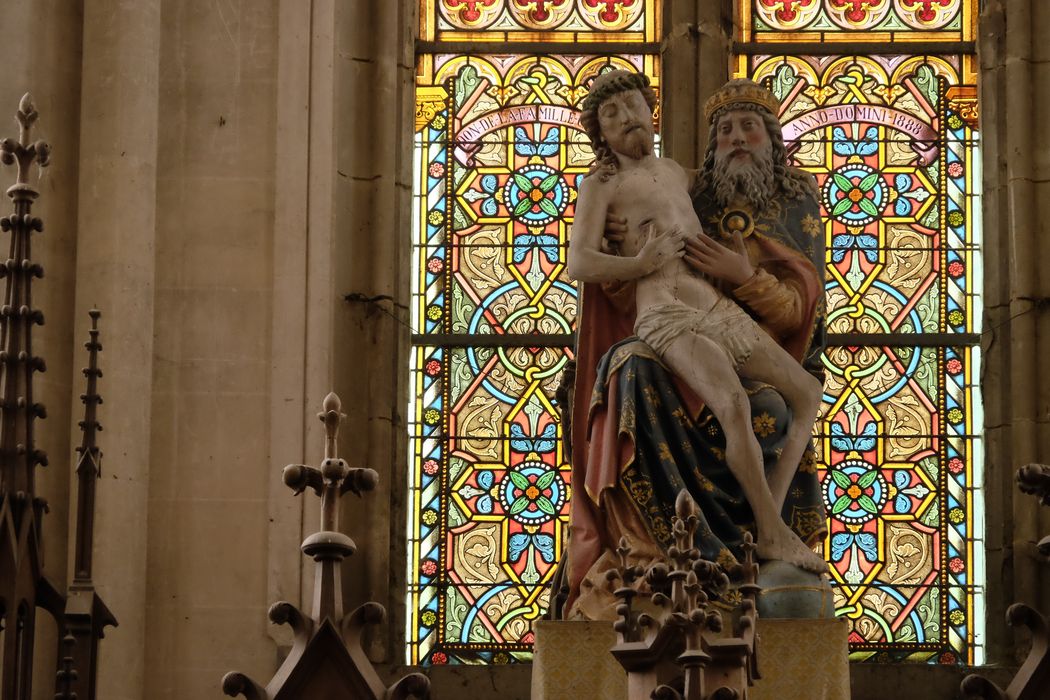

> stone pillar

[
  {"left": 268, "top": 0, "right": 347, "bottom": 651},
  {"left": 72, "top": 2, "right": 161, "bottom": 697},
  {"left": 331, "top": 0, "right": 416, "bottom": 662},
  {"left": 267, "top": 0, "right": 319, "bottom": 655},
  {"left": 661, "top": 0, "right": 730, "bottom": 169},
  {"left": 978, "top": 0, "right": 1050, "bottom": 663},
  {"left": 267, "top": 0, "right": 415, "bottom": 666},
  {"left": 143, "top": 1, "right": 281, "bottom": 697}
]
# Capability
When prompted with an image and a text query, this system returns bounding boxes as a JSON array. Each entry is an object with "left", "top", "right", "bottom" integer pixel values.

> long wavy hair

[
  {"left": 694, "top": 103, "right": 817, "bottom": 205},
  {"left": 579, "top": 70, "right": 658, "bottom": 181}
]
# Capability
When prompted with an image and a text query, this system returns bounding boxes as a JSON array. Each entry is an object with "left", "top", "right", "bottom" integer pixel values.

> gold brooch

[{"left": 719, "top": 209, "right": 756, "bottom": 239}]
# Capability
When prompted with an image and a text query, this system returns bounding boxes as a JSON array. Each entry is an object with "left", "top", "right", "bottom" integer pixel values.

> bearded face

[
  {"left": 597, "top": 89, "right": 655, "bottom": 162},
  {"left": 710, "top": 109, "right": 776, "bottom": 210}
]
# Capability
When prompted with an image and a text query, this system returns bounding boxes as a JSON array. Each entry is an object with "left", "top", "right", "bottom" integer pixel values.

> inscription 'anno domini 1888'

[{"left": 782, "top": 103, "right": 939, "bottom": 162}]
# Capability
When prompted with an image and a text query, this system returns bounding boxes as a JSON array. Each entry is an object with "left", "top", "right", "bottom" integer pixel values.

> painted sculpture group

[{"left": 565, "top": 71, "right": 829, "bottom": 619}]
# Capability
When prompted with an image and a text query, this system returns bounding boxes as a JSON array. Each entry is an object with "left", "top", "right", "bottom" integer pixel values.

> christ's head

[{"left": 581, "top": 70, "right": 657, "bottom": 172}]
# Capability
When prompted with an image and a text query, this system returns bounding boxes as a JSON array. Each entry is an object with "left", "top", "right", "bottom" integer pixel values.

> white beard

[{"left": 711, "top": 145, "right": 776, "bottom": 210}]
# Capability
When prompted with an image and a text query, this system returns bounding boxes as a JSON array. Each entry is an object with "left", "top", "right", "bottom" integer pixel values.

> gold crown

[{"left": 703, "top": 79, "right": 781, "bottom": 124}]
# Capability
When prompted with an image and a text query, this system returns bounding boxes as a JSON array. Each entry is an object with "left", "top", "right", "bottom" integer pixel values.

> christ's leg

[
  {"left": 738, "top": 337, "right": 823, "bottom": 513},
  {"left": 659, "top": 332, "right": 826, "bottom": 573}
]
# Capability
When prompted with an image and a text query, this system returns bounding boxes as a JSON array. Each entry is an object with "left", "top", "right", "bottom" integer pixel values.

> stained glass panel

[
  {"left": 739, "top": 0, "right": 974, "bottom": 43},
  {"left": 409, "top": 50, "right": 659, "bottom": 665},
  {"left": 737, "top": 49, "right": 983, "bottom": 663},
  {"left": 422, "top": 0, "right": 659, "bottom": 43}
]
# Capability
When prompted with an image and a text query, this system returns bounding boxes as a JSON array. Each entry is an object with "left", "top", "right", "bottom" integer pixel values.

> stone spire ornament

[
  {"left": 59, "top": 309, "right": 117, "bottom": 700},
  {"left": 222, "top": 393, "right": 430, "bottom": 699},
  {"left": 0, "top": 94, "right": 115, "bottom": 700},
  {"left": 0, "top": 92, "right": 50, "bottom": 495},
  {"left": 608, "top": 491, "right": 761, "bottom": 700},
  {"left": 0, "top": 92, "right": 65, "bottom": 700}
]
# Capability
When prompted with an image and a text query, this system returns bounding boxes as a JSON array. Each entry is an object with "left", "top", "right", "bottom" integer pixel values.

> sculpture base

[
  {"left": 756, "top": 561, "right": 836, "bottom": 619},
  {"left": 751, "top": 618, "right": 850, "bottom": 700},
  {"left": 531, "top": 620, "right": 626, "bottom": 700},
  {"left": 531, "top": 618, "right": 850, "bottom": 700}
]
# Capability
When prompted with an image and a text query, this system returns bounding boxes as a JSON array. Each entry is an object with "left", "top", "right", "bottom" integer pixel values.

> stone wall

[{"left": 978, "top": 0, "right": 1050, "bottom": 664}]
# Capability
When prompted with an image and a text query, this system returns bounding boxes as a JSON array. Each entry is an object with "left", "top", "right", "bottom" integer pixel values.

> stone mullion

[
  {"left": 268, "top": 0, "right": 321, "bottom": 657},
  {"left": 72, "top": 0, "right": 162, "bottom": 696},
  {"left": 978, "top": 0, "right": 1050, "bottom": 663},
  {"left": 661, "top": 0, "right": 730, "bottom": 170},
  {"left": 333, "top": 0, "right": 417, "bottom": 664}
]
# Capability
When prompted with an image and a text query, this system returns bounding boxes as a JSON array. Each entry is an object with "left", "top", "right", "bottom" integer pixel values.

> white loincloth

[{"left": 633, "top": 296, "right": 761, "bottom": 370}]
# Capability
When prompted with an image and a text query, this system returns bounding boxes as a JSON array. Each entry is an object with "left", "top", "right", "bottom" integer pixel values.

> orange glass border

[
  {"left": 421, "top": 0, "right": 660, "bottom": 43},
  {"left": 736, "top": 1, "right": 975, "bottom": 44}
]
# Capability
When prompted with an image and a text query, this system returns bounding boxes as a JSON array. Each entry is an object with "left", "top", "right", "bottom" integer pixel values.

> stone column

[
  {"left": 71, "top": 1, "right": 161, "bottom": 698},
  {"left": 978, "top": 0, "right": 1050, "bottom": 663},
  {"left": 267, "top": 0, "right": 320, "bottom": 654},
  {"left": 331, "top": 0, "right": 416, "bottom": 662},
  {"left": 144, "top": 1, "right": 281, "bottom": 696},
  {"left": 661, "top": 0, "right": 730, "bottom": 169},
  {"left": 268, "top": 0, "right": 415, "bottom": 666}
]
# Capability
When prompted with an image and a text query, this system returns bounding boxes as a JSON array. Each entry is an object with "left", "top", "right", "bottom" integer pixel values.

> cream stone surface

[
  {"left": 73, "top": 2, "right": 163, "bottom": 698},
  {"left": 143, "top": 2, "right": 281, "bottom": 698},
  {"left": 0, "top": 1, "right": 1047, "bottom": 698},
  {"left": 531, "top": 619, "right": 849, "bottom": 700},
  {"left": 751, "top": 619, "right": 850, "bottom": 700},
  {"left": 531, "top": 620, "right": 626, "bottom": 700},
  {"left": 662, "top": 0, "right": 729, "bottom": 169}
]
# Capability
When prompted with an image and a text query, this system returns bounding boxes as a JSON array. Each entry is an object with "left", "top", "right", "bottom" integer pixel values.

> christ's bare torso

[{"left": 606, "top": 157, "right": 722, "bottom": 312}]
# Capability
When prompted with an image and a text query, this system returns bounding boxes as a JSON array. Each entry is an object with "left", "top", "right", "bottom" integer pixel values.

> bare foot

[{"left": 757, "top": 525, "right": 827, "bottom": 574}]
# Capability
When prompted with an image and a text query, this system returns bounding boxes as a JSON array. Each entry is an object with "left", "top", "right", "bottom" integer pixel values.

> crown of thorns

[
  {"left": 703, "top": 80, "right": 781, "bottom": 124},
  {"left": 581, "top": 70, "right": 651, "bottom": 114}
]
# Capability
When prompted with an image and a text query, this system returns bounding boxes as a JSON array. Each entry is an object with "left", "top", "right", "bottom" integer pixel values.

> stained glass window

[
  {"left": 424, "top": 0, "right": 658, "bottom": 43},
  {"left": 734, "top": 0, "right": 984, "bottom": 664},
  {"left": 741, "top": 0, "right": 973, "bottom": 42},
  {"left": 409, "top": 1, "right": 661, "bottom": 666}
]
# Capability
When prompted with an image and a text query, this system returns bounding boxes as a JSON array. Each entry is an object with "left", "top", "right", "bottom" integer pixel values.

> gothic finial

[
  {"left": 322, "top": 391, "right": 341, "bottom": 413},
  {"left": 610, "top": 489, "right": 754, "bottom": 699},
  {"left": 77, "top": 308, "right": 103, "bottom": 453},
  {"left": 73, "top": 309, "right": 104, "bottom": 582},
  {"left": 0, "top": 95, "right": 48, "bottom": 492},
  {"left": 319, "top": 391, "right": 344, "bottom": 460},
  {"left": 17, "top": 94, "right": 37, "bottom": 133},
  {"left": 1, "top": 93, "right": 49, "bottom": 190},
  {"left": 675, "top": 489, "right": 700, "bottom": 521}
]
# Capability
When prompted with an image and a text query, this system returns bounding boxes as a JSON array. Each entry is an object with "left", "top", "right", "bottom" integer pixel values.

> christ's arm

[{"left": 567, "top": 174, "right": 684, "bottom": 284}]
